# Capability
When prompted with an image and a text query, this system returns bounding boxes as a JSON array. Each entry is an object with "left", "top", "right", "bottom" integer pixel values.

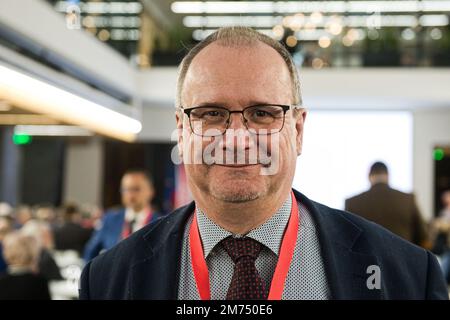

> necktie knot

[
  {"left": 221, "top": 236, "right": 262, "bottom": 263},
  {"left": 221, "top": 236, "right": 266, "bottom": 300}
]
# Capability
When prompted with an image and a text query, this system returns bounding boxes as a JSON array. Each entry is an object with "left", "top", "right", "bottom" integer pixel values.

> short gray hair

[{"left": 176, "top": 26, "right": 302, "bottom": 108}]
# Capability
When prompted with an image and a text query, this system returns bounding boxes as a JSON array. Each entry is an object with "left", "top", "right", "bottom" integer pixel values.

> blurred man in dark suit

[
  {"left": 345, "top": 161, "right": 429, "bottom": 248},
  {"left": 54, "top": 203, "right": 93, "bottom": 256}
]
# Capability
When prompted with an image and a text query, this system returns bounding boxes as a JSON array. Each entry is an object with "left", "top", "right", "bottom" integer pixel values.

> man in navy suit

[
  {"left": 80, "top": 27, "right": 448, "bottom": 300},
  {"left": 83, "top": 169, "right": 160, "bottom": 262}
]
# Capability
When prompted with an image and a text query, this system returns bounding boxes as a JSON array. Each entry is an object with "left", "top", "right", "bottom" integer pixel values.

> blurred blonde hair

[
  {"left": 0, "top": 217, "right": 13, "bottom": 241},
  {"left": 21, "top": 220, "right": 54, "bottom": 250},
  {"left": 2, "top": 231, "right": 39, "bottom": 268}
]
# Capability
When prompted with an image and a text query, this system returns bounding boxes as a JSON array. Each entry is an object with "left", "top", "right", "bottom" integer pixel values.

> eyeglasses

[
  {"left": 180, "top": 104, "right": 297, "bottom": 137},
  {"left": 120, "top": 187, "right": 142, "bottom": 194}
]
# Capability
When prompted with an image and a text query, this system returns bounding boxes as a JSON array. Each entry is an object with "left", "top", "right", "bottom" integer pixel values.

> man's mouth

[{"left": 214, "top": 163, "right": 259, "bottom": 168}]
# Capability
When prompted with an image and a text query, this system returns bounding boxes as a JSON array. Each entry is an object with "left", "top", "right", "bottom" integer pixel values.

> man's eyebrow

[
  {"left": 194, "top": 102, "right": 227, "bottom": 108},
  {"left": 194, "top": 100, "right": 274, "bottom": 108}
]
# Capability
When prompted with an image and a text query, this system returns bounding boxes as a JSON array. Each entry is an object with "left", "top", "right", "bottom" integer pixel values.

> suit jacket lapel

[
  {"left": 294, "top": 190, "right": 383, "bottom": 300},
  {"left": 129, "top": 202, "right": 195, "bottom": 299}
]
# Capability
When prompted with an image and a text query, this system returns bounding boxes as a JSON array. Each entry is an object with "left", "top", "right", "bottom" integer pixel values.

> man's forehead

[
  {"left": 188, "top": 41, "right": 288, "bottom": 74},
  {"left": 182, "top": 41, "right": 292, "bottom": 105},
  {"left": 122, "top": 173, "right": 148, "bottom": 183}
]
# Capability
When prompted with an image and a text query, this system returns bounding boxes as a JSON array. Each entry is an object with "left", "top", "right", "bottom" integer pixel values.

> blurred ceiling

[
  {"left": 0, "top": 0, "right": 143, "bottom": 141},
  {"left": 45, "top": 0, "right": 450, "bottom": 68}
]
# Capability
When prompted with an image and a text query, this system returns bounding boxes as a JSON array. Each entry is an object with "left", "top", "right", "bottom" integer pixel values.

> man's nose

[
  {"left": 226, "top": 112, "right": 247, "bottom": 131},
  {"left": 219, "top": 114, "right": 257, "bottom": 151}
]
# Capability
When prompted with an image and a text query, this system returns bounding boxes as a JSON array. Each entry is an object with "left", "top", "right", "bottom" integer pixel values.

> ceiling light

[
  {"left": 318, "top": 36, "right": 331, "bottom": 48},
  {"left": 0, "top": 64, "right": 141, "bottom": 142},
  {"left": 14, "top": 125, "right": 92, "bottom": 137},
  {"left": 172, "top": 1, "right": 450, "bottom": 14}
]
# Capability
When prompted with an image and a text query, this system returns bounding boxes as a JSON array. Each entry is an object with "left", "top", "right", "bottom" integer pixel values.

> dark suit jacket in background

[
  {"left": 345, "top": 183, "right": 428, "bottom": 246},
  {"left": 39, "top": 249, "right": 63, "bottom": 281},
  {"left": 0, "top": 273, "right": 51, "bottom": 300},
  {"left": 0, "top": 245, "right": 6, "bottom": 275},
  {"left": 80, "top": 189, "right": 448, "bottom": 300},
  {"left": 54, "top": 222, "right": 93, "bottom": 256}
]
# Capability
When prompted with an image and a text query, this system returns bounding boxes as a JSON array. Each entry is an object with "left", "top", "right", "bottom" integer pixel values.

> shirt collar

[
  {"left": 196, "top": 194, "right": 292, "bottom": 258},
  {"left": 8, "top": 265, "right": 33, "bottom": 275},
  {"left": 125, "top": 207, "right": 146, "bottom": 222}
]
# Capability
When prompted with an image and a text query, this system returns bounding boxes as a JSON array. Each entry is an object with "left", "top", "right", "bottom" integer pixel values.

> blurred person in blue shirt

[{"left": 83, "top": 169, "right": 161, "bottom": 262}]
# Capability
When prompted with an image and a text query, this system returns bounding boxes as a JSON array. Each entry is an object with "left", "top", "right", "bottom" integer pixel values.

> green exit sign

[
  {"left": 433, "top": 148, "right": 445, "bottom": 161},
  {"left": 12, "top": 133, "right": 32, "bottom": 145}
]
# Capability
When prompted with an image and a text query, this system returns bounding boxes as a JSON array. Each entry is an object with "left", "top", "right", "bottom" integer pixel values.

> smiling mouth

[{"left": 214, "top": 164, "right": 260, "bottom": 168}]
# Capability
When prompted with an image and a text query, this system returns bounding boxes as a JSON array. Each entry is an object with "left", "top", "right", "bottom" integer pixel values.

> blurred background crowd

[{"left": 0, "top": 201, "right": 98, "bottom": 299}]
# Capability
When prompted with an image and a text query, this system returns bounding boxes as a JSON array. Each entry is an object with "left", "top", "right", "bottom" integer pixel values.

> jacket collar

[
  {"left": 132, "top": 190, "right": 382, "bottom": 299},
  {"left": 129, "top": 202, "right": 194, "bottom": 299}
]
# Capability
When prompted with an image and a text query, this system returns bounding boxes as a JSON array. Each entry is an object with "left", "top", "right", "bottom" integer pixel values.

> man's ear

[
  {"left": 295, "top": 108, "right": 307, "bottom": 155},
  {"left": 148, "top": 184, "right": 155, "bottom": 200},
  {"left": 175, "top": 110, "right": 184, "bottom": 161}
]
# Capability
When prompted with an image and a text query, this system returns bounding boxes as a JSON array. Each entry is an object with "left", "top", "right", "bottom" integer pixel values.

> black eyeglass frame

[{"left": 179, "top": 104, "right": 299, "bottom": 137}]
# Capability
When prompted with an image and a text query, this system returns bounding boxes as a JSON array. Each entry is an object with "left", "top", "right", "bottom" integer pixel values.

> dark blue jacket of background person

[
  {"left": 80, "top": 189, "right": 449, "bottom": 300},
  {"left": 0, "top": 245, "right": 6, "bottom": 275},
  {"left": 83, "top": 208, "right": 161, "bottom": 262}
]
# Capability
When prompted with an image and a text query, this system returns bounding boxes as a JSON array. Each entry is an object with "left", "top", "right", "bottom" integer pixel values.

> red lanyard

[{"left": 189, "top": 191, "right": 299, "bottom": 300}]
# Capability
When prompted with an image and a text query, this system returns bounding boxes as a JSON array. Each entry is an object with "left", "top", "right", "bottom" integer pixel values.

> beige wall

[
  {"left": 138, "top": 105, "right": 177, "bottom": 142},
  {"left": 63, "top": 137, "right": 103, "bottom": 207}
]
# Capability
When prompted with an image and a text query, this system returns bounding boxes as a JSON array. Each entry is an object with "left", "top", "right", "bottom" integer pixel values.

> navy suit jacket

[
  {"left": 80, "top": 190, "right": 448, "bottom": 299},
  {"left": 83, "top": 208, "right": 160, "bottom": 262}
]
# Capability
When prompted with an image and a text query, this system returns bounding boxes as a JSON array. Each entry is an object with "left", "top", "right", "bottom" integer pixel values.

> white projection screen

[{"left": 293, "top": 111, "right": 413, "bottom": 210}]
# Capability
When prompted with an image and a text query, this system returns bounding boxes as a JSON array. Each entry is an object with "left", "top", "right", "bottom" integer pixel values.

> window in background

[{"left": 293, "top": 111, "right": 413, "bottom": 210}]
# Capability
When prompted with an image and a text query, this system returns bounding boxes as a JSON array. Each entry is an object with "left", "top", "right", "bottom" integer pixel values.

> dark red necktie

[{"left": 221, "top": 236, "right": 267, "bottom": 300}]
